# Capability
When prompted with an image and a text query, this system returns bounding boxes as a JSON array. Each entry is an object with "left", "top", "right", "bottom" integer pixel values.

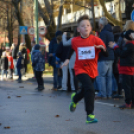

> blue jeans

[
  {"left": 96, "top": 60, "right": 114, "bottom": 97},
  {"left": 53, "top": 67, "right": 62, "bottom": 88},
  {"left": 1, "top": 70, "right": 8, "bottom": 78},
  {"left": 13, "top": 59, "right": 18, "bottom": 75}
]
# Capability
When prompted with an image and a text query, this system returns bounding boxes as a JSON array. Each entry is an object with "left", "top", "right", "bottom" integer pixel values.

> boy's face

[{"left": 77, "top": 20, "right": 92, "bottom": 37}]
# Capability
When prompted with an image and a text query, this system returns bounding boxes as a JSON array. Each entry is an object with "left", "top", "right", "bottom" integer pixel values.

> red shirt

[
  {"left": 7, "top": 56, "right": 14, "bottom": 69},
  {"left": 72, "top": 35, "right": 106, "bottom": 78}
]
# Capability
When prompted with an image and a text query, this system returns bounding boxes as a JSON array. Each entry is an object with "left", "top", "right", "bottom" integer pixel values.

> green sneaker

[
  {"left": 86, "top": 114, "right": 98, "bottom": 124},
  {"left": 69, "top": 93, "right": 77, "bottom": 112}
]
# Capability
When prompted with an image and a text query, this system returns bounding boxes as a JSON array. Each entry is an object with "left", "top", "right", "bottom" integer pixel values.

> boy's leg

[
  {"left": 53, "top": 67, "right": 58, "bottom": 89},
  {"left": 73, "top": 73, "right": 95, "bottom": 115},
  {"left": 1, "top": 70, "right": 4, "bottom": 80}
]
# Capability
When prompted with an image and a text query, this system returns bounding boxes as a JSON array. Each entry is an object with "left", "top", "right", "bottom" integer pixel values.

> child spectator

[
  {"left": 1, "top": 52, "right": 8, "bottom": 81},
  {"left": 7, "top": 51, "right": 14, "bottom": 79},
  {"left": 109, "top": 30, "right": 134, "bottom": 109},
  {"left": 17, "top": 52, "right": 24, "bottom": 83}
]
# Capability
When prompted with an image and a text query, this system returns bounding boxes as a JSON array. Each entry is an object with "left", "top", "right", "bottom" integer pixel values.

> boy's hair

[
  {"left": 77, "top": 15, "right": 90, "bottom": 25},
  {"left": 56, "top": 35, "right": 62, "bottom": 42}
]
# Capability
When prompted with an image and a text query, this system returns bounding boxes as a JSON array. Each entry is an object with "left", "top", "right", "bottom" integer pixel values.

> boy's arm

[{"left": 56, "top": 43, "right": 63, "bottom": 59}]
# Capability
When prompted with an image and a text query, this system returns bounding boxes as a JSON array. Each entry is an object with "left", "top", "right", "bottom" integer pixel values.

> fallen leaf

[
  {"left": 16, "top": 96, "right": 21, "bottom": 98},
  {"left": 66, "top": 119, "right": 71, "bottom": 121},
  {"left": 49, "top": 96, "right": 51, "bottom": 97},
  {"left": 114, "top": 98, "right": 119, "bottom": 100},
  {"left": 19, "top": 86, "right": 24, "bottom": 88},
  {"left": 0, "top": 123, "right": 2, "bottom": 126},
  {"left": 7, "top": 96, "right": 11, "bottom": 99},
  {"left": 113, "top": 121, "right": 121, "bottom": 122},
  {"left": 132, "top": 129, "right": 134, "bottom": 133},
  {"left": 55, "top": 115, "right": 60, "bottom": 118},
  {"left": 25, "top": 110, "right": 26, "bottom": 113},
  {"left": 4, "top": 126, "right": 10, "bottom": 129}
]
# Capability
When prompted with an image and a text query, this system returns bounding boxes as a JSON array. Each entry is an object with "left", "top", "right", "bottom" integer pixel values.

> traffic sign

[
  {"left": 19, "top": 26, "right": 28, "bottom": 34},
  {"left": 28, "top": 26, "right": 34, "bottom": 35},
  {"left": 39, "top": 26, "right": 46, "bottom": 35},
  {"left": 131, "top": 10, "right": 134, "bottom": 21}
]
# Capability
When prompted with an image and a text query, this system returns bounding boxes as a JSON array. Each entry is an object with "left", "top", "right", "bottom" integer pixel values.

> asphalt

[{"left": 0, "top": 75, "right": 134, "bottom": 134}]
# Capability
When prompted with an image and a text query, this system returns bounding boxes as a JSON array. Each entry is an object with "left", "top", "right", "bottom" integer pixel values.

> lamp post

[{"left": 34, "top": 0, "right": 39, "bottom": 44}]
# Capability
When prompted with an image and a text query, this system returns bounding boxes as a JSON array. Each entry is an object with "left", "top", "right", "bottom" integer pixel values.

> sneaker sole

[{"left": 86, "top": 119, "right": 98, "bottom": 124}]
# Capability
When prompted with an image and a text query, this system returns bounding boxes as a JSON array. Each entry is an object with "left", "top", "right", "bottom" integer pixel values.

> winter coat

[
  {"left": 48, "top": 37, "right": 59, "bottom": 67},
  {"left": 19, "top": 46, "right": 27, "bottom": 65},
  {"left": 115, "top": 41, "right": 134, "bottom": 66},
  {"left": 32, "top": 50, "right": 45, "bottom": 71},
  {"left": 56, "top": 41, "right": 71, "bottom": 62},
  {"left": 99, "top": 24, "right": 114, "bottom": 61},
  {"left": 12, "top": 46, "right": 19, "bottom": 59},
  {"left": 16, "top": 57, "right": 24, "bottom": 69},
  {"left": 1, "top": 57, "right": 8, "bottom": 70}
]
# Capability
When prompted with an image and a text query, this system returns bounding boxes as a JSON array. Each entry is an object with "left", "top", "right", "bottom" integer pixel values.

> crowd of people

[
  {"left": 48, "top": 15, "right": 134, "bottom": 123},
  {"left": 0, "top": 43, "right": 30, "bottom": 83}
]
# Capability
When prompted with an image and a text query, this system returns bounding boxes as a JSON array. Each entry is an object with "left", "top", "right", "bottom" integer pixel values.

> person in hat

[{"left": 109, "top": 30, "right": 134, "bottom": 109}]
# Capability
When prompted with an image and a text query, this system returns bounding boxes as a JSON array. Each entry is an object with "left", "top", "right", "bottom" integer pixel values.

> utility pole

[{"left": 34, "top": 0, "right": 39, "bottom": 44}]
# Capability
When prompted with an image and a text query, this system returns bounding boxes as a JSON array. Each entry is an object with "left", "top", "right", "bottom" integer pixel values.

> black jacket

[
  {"left": 1, "top": 57, "right": 8, "bottom": 70},
  {"left": 56, "top": 41, "right": 71, "bottom": 62},
  {"left": 12, "top": 46, "right": 19, "bottom": 59},
  {"left": 115, "top": 41, "right": 134, "bottom": 66}
]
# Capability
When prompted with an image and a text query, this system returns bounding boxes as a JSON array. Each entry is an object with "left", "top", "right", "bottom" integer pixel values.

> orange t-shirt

[
  {"left": 7, "top": 56, "right": 14, "bottom": 69},
  {"left": 72, "top": 35, "right": 106, "bottom": 78}
]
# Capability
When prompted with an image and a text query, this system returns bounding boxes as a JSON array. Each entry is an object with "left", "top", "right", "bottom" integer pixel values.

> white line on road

[{"left": 95, "top": 101, "right": 119, "bottom": 107}]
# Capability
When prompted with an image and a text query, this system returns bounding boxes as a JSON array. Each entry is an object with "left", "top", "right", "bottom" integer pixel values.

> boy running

[{"left": 62, "top": 15, "right": 108, "bottom": 123}]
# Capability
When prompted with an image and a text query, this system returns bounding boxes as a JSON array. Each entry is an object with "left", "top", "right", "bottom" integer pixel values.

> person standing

[
  {"left": 1, "top": 52, "right": 8, "bottom": 81},
  {"left": 12, "top": 43, "right": 19, "bottom": 76},
  {"left": 96, "top": 17, "right": 114, "bottom": 99},
  {"left": 48, "top": 31, "right": 62, "bottom": 91},
  {"left": 32, "top": 44, "right": 45, "bottom": 91},
  {"left": 16, "top": 52, "right": 24, "bottom": 83},
  {"left": 109, "top": 30, "right": 134, "bottom": 109}
]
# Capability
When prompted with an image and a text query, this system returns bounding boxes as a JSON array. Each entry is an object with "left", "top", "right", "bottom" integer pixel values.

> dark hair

[
  {"left": 32, "top": 40, "right": 36, "bottom": 44},
  {"left": 77, "top": 15, "right": 90, "bottom": 25},
  {"left": 113, "top": 26, "right": 121, "bottom": 34}
]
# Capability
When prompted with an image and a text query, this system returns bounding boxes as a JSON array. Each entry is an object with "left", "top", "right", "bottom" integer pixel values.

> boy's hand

[
  {"left": 108, "top": 41, "right": 115, "bottom": 48},
  {"left": 95, "top": 45, "right": 106, "bottom": 52},
  {"left": 55, "top": 61, "right": 58, "bottom": 64},
  {"left": 61, "top": 59, "right": 69, "bottom": 68},
  {"left": 130, "top": 33, "right": 134, "bottom": 40}
]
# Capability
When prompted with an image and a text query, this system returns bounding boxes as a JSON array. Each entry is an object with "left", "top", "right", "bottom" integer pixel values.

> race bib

[{"left": 78, "top": 46, "right": 95, "bottom": 60}]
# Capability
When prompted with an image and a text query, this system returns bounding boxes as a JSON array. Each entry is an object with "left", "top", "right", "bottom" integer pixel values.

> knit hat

[
  {"left": 55, "top": 31, "right": 62, "bottom": 37},
  {"left": 123, "top": 30, "right": 134, "bottom": 40},
  {"left": 20, "top": 43, "right": 25, "bottom": 46},
  {"left": 34, "top": 44, "right": 40, "bottom": 50}
]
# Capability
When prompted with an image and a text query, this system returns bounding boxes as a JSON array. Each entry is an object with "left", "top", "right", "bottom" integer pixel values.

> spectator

[
  {"left": 96, "top": 17, "right": 114, "bottom": 99},
  {"left": 1, "top": 52, "right": 8, "bottom": 81},
  {"left": 109, "top": 30, "right": 134, "bottom": 109},
  {"left": 7, "top": 51, "right": 14, "bottom": 79},
  {"left": 16, "top": 52, "right": 24, "bottom": 83},
  {"left": 48, "top": 31, "right": 62, "bottom": 91},
  {"left": 12, "top": 43, "right": 19, "bottom": 76},
  {"left": 32, "top": 44, "right": 45, "bottom": 91},
  {"left": 19, "top": 43, "right": 27, "bottom": 75},
  {"left": 56, "top": 32, "right": 71, "bottom": 91}
]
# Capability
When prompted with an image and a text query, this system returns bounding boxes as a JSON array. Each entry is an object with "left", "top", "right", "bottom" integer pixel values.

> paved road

[{"left": 0, "top": 76, "right": 134, "bottom": 134}]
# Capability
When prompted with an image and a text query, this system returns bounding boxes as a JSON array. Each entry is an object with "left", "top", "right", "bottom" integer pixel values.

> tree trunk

[
  {"left": 56, "top": 0, "right": 63, "bottom": 31},
  {"left": 13, "top": 1, "right": 31, "bottom": 50},
  {"left": 91, "top": 0, "right": 96, "bottom": 31},
  {"left": 99, "top": 0, "right": 124, "bottom": 26}
]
